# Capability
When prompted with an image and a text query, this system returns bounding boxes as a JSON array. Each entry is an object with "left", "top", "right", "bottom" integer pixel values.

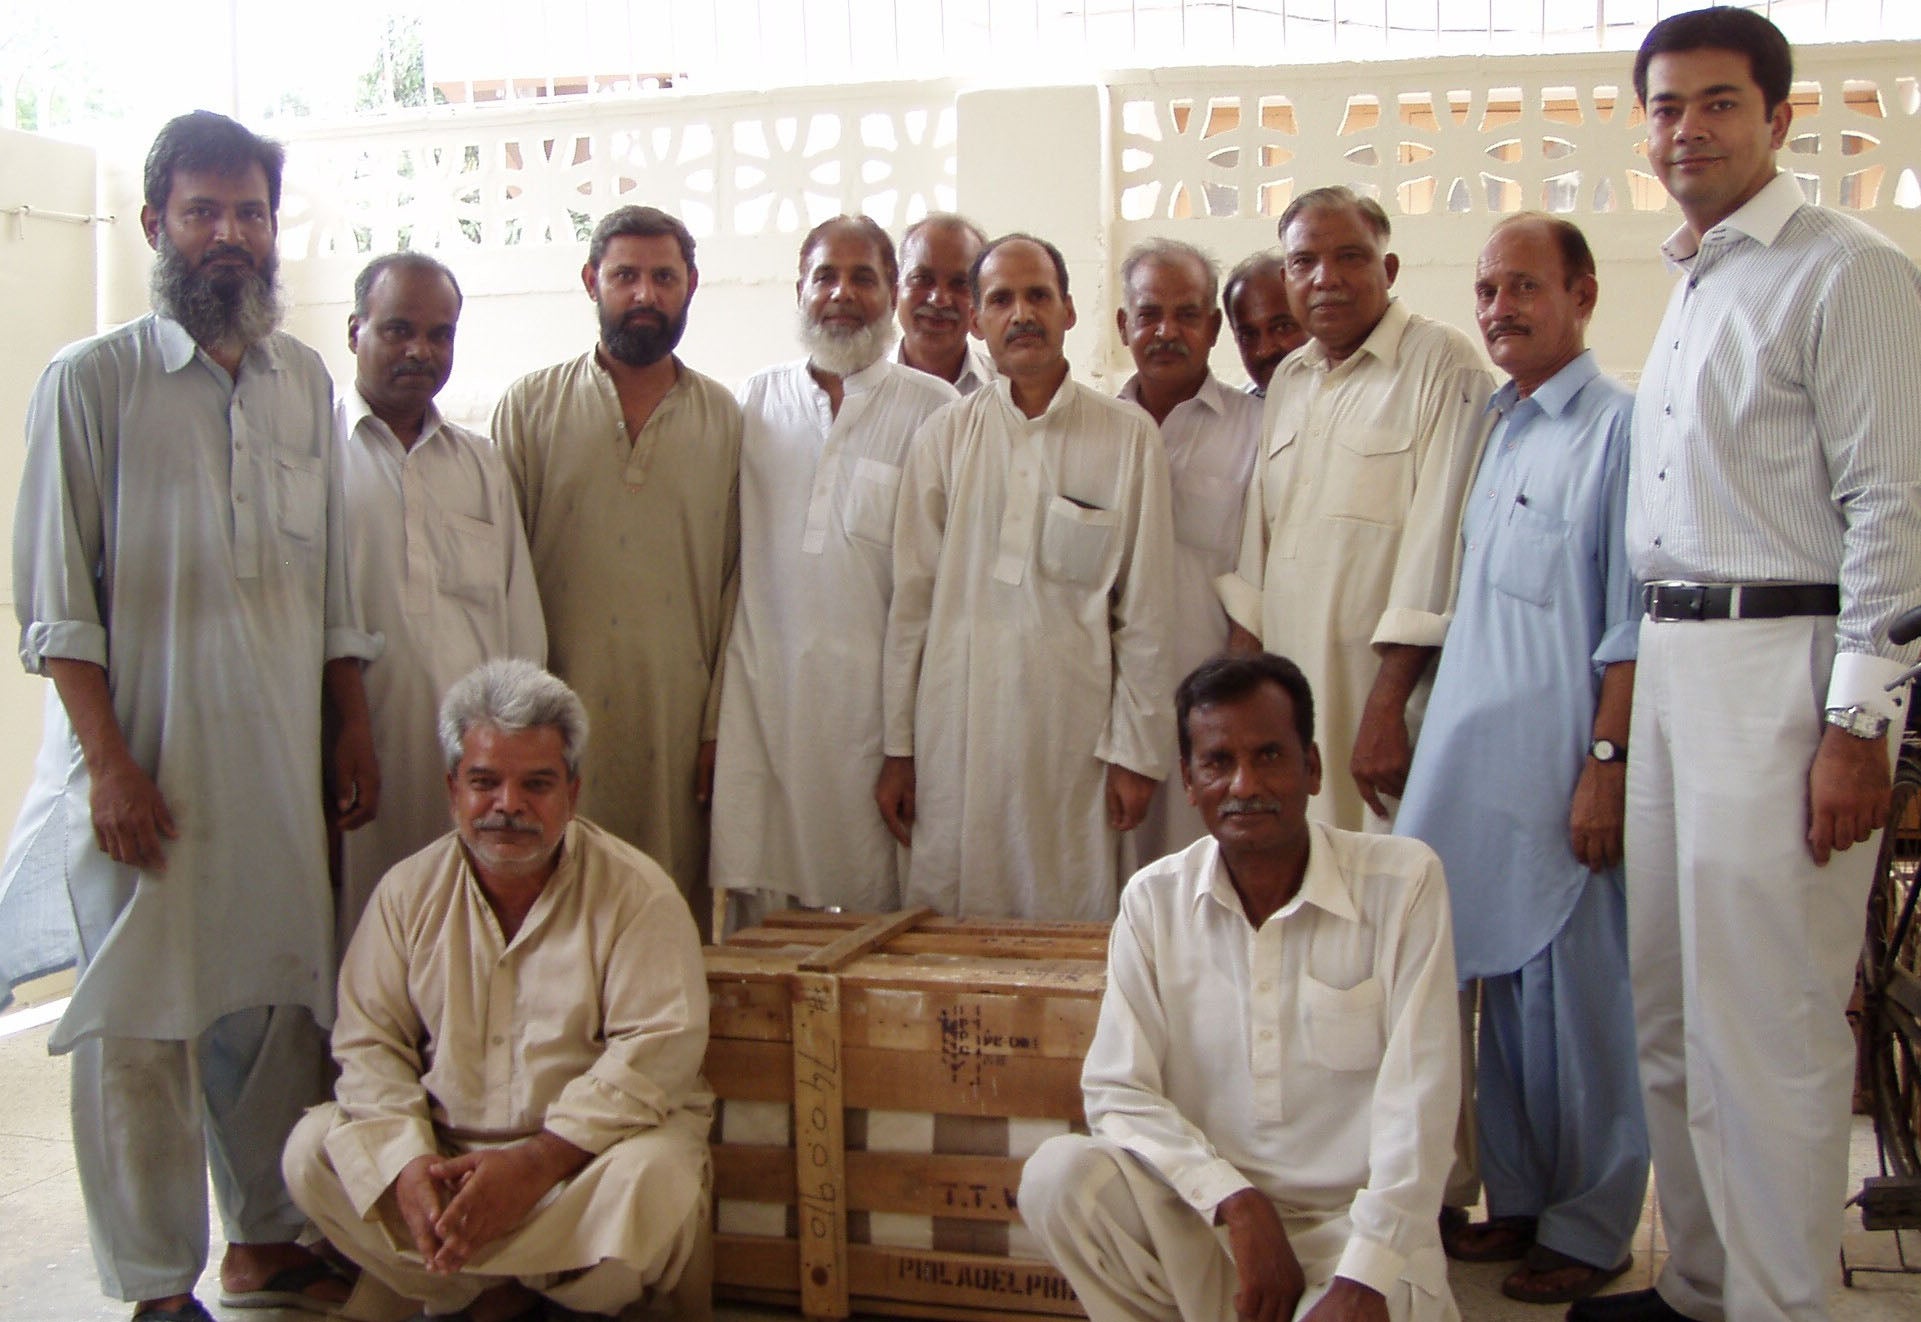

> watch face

[{"left": 1591, "top": 739, "right": 1622, "bottom": 762}]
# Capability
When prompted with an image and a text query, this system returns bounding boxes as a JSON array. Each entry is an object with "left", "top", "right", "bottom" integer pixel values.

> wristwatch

[
  {"left": 1824, "top": 705, "right": 1892, "bottom": 740},
  {"left": 1588, "top": 738, "right": 1627, "bottom": 764}
]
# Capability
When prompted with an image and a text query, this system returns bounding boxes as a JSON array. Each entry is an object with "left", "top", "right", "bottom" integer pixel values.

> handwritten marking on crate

[{"left": 939, "top": 1001, "right": 1038, "bottom": 1084}]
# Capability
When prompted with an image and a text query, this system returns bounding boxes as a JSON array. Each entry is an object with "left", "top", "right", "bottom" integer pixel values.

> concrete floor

[{"left": 3, "top": 992, "right": 1917, "bottom": 1322}]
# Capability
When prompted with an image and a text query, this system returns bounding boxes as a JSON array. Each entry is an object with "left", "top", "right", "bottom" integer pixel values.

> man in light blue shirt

[{"left": 1397, "top": 215, "right": 1646, "bottom": 1307}]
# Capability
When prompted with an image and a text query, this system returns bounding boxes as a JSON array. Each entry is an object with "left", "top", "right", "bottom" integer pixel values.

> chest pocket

[
  {"left": 437, "top": 512, "right": 504, "bottom": 608},
  {"left": 841, "top": 456, "right": 903, "bottom": 548},
  {"left": 1039, "top": 495, "right": 1120, "bottom": 588},
  {"left": 1300, "top": 974, "right": 1385, "bottom": 1072},
  {"left": 275, "top": 452, "right": 325, "bottom": 542},
  {"left": 1173, "top": 472, "right": 1246, "bottom": 560},
  {"left": 1489, "top": 503, "right": 1570, "bottom": 608},
  {"left": 1323, "top": 428, "right": 1413, "bottom": 526}
]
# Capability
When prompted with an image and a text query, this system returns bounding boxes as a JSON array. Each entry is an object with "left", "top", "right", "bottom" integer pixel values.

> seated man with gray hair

[{"left": 284, "top": 658, "right": 712, "bottom": 1322}]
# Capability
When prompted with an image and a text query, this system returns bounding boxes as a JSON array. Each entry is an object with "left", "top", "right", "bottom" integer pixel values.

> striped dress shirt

[{"left": 1629, "top": 170, "right": 1921, "bottom": 715}]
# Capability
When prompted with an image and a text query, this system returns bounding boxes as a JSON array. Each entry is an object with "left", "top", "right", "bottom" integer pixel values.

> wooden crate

[{"left": 703, "top": 907, "right": 1109, "bottom": 1322}]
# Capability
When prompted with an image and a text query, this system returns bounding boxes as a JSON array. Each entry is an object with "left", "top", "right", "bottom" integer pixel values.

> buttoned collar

[
  {"left": 1194, "top": 820, "right": 1361, "bottom": 929},
  {"left": 155, "top": 313, "right": 286, "bottom": 379},
  {"left": 1292, "top": 297, "right": 1411, "bottom": 378},
  {"left": 1661, "top": 169, "right": 1804, "bottom": 267},
  {"left": 1488, "top": 348, "right": 1599, "bottom": 422},
  {"left": 988, "top": 367, "right": 1078, "bottom": 423},
  {"left": 343, "top": 384, "right": 448, "bottom": 450},
  {"left": 1118, "top": 370, "right": 1227, "bottom": 420}
]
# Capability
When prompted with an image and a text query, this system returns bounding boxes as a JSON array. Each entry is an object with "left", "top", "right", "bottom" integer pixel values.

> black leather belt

[{"left": 1642, "top": 581, "right": 1840, "bottom": 622}]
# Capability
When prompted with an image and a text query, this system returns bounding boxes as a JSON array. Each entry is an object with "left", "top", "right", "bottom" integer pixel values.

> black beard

[
  {"left": 600, "top": 302, "right": 688, "bottom": 367},
  {"left": 149, "top": 232, "right": 282, "bottom": 353}
]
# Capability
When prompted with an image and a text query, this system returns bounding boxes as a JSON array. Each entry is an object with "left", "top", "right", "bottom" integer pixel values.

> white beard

[{"left": 798, "top": 305, "right": 897, "bottom": 378}]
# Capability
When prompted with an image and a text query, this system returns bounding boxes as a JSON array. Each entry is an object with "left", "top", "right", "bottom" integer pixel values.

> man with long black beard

[
  {"left": 491, "top": 205, "right": 741, "bottom": 935},
  {"left": 710, "top": 216, "right": 957, "bottom": 931},
  {"left": 6, "top": 109, "right": 378, "bottom": 1321}
]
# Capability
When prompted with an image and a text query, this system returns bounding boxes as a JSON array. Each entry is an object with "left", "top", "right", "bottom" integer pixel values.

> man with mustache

[
  {"left": 879, "top": 233, "right": 1177, "bottom": 919},
  {"left": 1215, "top": 186, "right": 1489, "bottom": 1237},
  {"left": 1395, "top": 216, "right": 1647, "bottom": 1307},
  {"left": 1222, "top": 251, "right": 1305, "bottom": 397},
  {"left": 894, "top": 212, "right": 997, "bottom": 394},
  {"left": 1113, "top": 239, "right": 1262, "bottom": 860},
  {"left": 284, "top": 659, "right": 712, "bottom": 1322},
  {"left": 1021, "top": 653, "right": 1461, "bottom": 1322},
  {"left": 710, "top": 216, "right": 957, "bottom": 929},
  {"left": 4, "top": 110, "right": 378, "bottom": 1319},
  {"left": 491, "top": 205, "right": 742, "bottom": 935},
  {"left": 333, "top": 252, "right": 546, "bottom": 948},
  {"left": 1584, "top": 12, "right": 1921, "bottom": 1322}
]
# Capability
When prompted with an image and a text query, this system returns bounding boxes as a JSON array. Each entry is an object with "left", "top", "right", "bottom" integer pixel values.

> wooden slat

[
  {"left": 711, "top": 1232, "right": 797, "bottom": 1290},
  {"left": 845, "top": 986, "right": 1101, "bottom": 1057},
  {"left": 846, "top": 1150, "right": 1028, "bottom": 1221},
  {"left": 705, "top": 1038, "right": 793, "bottom": 1101},
  {"left": 840, "top": 955, "right": 1107, "bottom": 996},
  {"left": 793, "top": 971, "right": 849, "bottom": 1318},
  {"left": 844, "top": 1046, "right": 1086, "bottom": 1121},
  {"left": 800, "top": 907, "right": 937, "bottom": 971},
  {"left": 708, "top": 977, "right": 793, "bottom": 1042},
  {"left": 876, "top": 932, "right": 1109, "bottom": 961},
  {"left": 712, "top": 1143, "right": 796, "bottom": 1203},
  {"left": 847, "top": 1244, "right": 1083, "bottom": 1317}
]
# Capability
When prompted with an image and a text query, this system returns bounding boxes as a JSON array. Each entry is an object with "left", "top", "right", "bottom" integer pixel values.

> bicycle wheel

[{"left": 1864, "top": 760, "right": 1921, "bottom": 1178}]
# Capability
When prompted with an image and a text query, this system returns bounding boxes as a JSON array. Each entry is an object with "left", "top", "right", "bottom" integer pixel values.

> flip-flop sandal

[
  {"left": 1445, "top": 1213, "right": 1538, "bottom": 1261},
  {"left": 1501, "top": 1243, "right": 1633, "bottom": 1304},
  {"left": 218, "top": 1258, "right": 352, "bottom": 1313}
]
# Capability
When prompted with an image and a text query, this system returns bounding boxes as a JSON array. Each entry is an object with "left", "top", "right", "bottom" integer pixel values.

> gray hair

[
  {"left": 1120, "top": 238, "right": 1220, "bottom": 311},
  {"left": 438, "top": 659, "right": 590, "bottom": 777},
  {"left": 1277, "top": 185, "right": 1392, "bottom": 244}
]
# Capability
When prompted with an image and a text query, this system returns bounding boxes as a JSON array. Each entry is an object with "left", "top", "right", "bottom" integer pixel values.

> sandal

[
  {"left": 1444, "top": 1213, "right": 1537, "bottom": 1262},
  {"left": 1500, "top": 1243, "right": 1633, "bottom": 1304}
]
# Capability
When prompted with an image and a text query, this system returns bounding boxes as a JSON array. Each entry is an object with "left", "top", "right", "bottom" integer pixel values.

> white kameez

[
  {"left": 1216, "top": 301, "right": 1491, "bottom": 832},
  {"left": 335, "top": 390, "right": 546, "bottom": 947},
  {"left": 711, "top": 358, "right": 958, "bottom": 911},
  {"left": 882, "top": 376, "right": 1178, "bottom": 921},
  {"left": 7, "top": 315, "right": 377, "bottom": 1052},
  {"left": 1116, "top": 373, "right": 1262, "bottom": 862}
]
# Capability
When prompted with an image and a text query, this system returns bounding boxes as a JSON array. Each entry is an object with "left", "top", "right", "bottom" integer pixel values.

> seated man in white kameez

[
  {"left": 877, "top": 233, "right": 1178, "bottom": 921},
  {"left": 285, "top": 659, "right": 711, "bottom": 1322},
  {"left": 335, "top": 251, "right": 545, "bottom": 948},
  {"left": 1112, "top": 238, "right": 1262, "bottom": 861},
  {"left": 1021, "top": 654, "right": 1461, "bottom": 1322},
  {"left": 712, "top": 216, "right": 957, "bottom": 930}
]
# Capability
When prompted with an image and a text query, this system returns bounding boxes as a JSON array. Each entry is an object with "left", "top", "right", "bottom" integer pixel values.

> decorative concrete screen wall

[{"left": 248, "top": 43, "right": 1921, "bottom": 424}]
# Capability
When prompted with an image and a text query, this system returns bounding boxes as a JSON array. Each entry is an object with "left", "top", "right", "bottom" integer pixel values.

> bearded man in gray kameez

[
  {"left": 4, "top": 111, "right": 379, "bottom": 1321},
  {"left": 491, "top": 206, "right": 742, "bottom": 934},
  {"left": 285, "top": 659, "right": 712, "bottom": 1322}
]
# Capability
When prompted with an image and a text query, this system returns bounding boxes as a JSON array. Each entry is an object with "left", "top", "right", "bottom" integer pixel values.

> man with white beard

[
  {"left": 711, "top": 216, "right": 958, "bottom": 929},
  {"left": 5, "top": 109, "right": 377, "bottom": 1319}
]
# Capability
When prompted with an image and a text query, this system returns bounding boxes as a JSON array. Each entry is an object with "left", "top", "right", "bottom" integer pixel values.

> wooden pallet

[{"left": 704, "top": 908, "right": 1109, "bottom": 1321}]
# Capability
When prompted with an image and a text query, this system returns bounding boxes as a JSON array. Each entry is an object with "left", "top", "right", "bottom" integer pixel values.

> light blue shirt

[{"left": 1397, "top": 351, "right": 1637, "bottom": 979}]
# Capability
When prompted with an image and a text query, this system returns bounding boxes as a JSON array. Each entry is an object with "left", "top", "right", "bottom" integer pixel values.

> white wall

[{"left": 0, "top": 129, "right": 100, "bottom": 830}]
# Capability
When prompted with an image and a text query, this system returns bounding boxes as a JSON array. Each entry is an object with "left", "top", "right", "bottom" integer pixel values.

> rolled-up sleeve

[{"left": 16, "top": 356, "right": 111, "bottom": 674}]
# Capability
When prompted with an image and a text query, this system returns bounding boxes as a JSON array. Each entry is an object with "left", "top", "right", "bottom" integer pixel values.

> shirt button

[
  {"left": 1658, "top": 469, "right": 1667, "bottom": 480},
  {"left": 491, "top": 1035, "right": 505, "bottom": 1045},
  {"left": 1257, "top": 981, "right": 1273, "bottom": 994},
  {"left": 1653, "top": 536, "right": 1663, "bottom": 547},
  {"left": 1663, "top": 405, "right": 1672, "bottom": 416},
  {"left": 1259, "top": 1029, "right": 1274, "bottom": 1041},
  {"left": 235, "top": 492, "right": 247, "bottom": 504}
]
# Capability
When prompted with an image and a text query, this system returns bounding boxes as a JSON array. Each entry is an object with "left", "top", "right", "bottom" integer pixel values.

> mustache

[
  {"left": 1003, "top": 320, "right": 1045, "bottom": 341},
  {"left": 1485, "top": 321, "right": 1529, "bottom": 338},
  {"left": 1218, "top": 796, "right": 1283, "bottom": 816},
  {"left": 913, "top": 305, "right": 964, "bottom": 327},
  {"left": 473, "top": 813, "right": 541, "bottom": 836}
]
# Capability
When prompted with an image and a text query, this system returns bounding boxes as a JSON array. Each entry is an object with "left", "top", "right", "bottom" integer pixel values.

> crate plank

[
  {"left": 793, "top": 972, "right": 849, "bottom": 1318},
  {"left": 844, "top": 1047, "right": 1086, "bottom": 1122},
  {"left": 706, "top": 1039, "right": 794, "bottom": 1101},
  {"left": 846, "top": 1151, "right": 1028, "bottom": 1221},
  {"left": 847, "top": 1245, "right": 1083, "bottom": 1317}
]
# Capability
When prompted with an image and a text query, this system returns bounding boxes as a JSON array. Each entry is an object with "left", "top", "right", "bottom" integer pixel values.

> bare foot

[
  {"left": 219, "top": 1240, "right": 351, "bottom": 1307},
  {"left": 132, "top": 1294, "right": 198, "bottom": 1320}
]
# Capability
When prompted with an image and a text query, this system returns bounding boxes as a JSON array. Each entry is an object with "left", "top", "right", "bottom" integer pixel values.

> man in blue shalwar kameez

[{"left": 1397, "top": 215, "right": 1649, "bottom": 1307}]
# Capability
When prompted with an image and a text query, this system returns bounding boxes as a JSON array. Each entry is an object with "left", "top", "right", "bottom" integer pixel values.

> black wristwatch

[{"left": 1588, "top": 738, "right": 1627, "bottom": 765}]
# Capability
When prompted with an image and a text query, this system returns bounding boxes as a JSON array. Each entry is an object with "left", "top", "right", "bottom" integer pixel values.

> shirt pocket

[
  {"left": 1173, "top": 472, "right": 1245, "bottom": 560},
  {"left": 1323, "top": 427, "right": 1412, "bottom": 525},
  {"left": 1488, "top": 503, "right": 1569, "bottom": 608},
  {"left": 274, "top": 452, "right": 325, "bottom": 542},
  {"left": 1039, "top": 495, "right": 1120, "bottom": 588},
  {"left": 1300, "top": 973, "right": 1385, "bottom": 1072},
  {"left": 437, "top": 511, "right": 504, "bottom": 608},
  {"left": 841, "top": 456, "right": 903, "bottom": 548}
]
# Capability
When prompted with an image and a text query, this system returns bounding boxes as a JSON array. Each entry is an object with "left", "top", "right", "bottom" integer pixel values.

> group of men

[{"left": 8, "top": 6, "right": 1919, "bottom": 1322}]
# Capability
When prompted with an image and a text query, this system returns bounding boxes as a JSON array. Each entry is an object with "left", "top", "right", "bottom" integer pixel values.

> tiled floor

[{"left": 3, "top": 988, "right": 1916, "bottom": 1322}]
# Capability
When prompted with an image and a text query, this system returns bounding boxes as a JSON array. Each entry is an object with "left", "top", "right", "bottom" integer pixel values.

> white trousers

[
  {"left": 284, "top": 1103, "right": 709, "bottom": 1321},
  {"left": 1018, "top": 1135, "right": 1456, "bottom": 1322},
  {"left": 68, "top": 1004, "right": 327, "bottom": 1301},
  {"left": 1628, "top": 616, "right": 1882, "bottom": 1322}
]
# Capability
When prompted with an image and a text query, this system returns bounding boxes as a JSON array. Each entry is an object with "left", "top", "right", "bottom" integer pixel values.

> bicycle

[{"left": 1844, "top": 601, "right": 1921, "bottom": 1284}]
